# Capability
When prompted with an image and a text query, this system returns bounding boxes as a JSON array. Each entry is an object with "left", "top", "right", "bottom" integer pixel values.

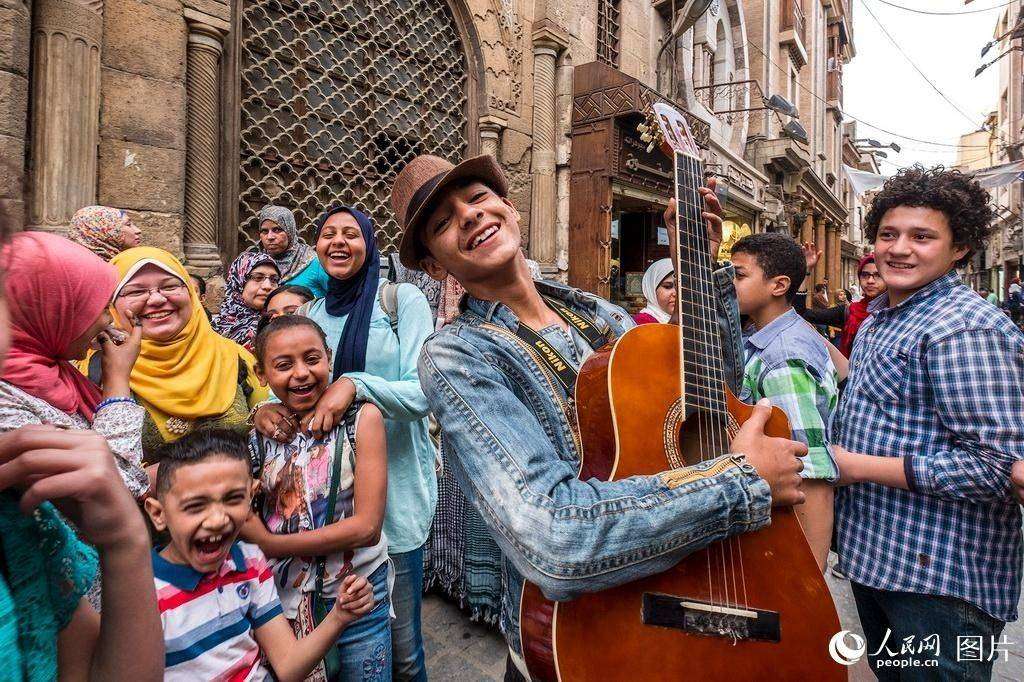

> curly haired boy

[{"left": 830, "top": 166, "right": 1024, "bottom": 679}]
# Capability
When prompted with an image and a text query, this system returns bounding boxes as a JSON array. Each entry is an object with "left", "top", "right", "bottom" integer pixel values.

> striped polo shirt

[{"left": 153, "top": 541, "right": 283, "bottom": 681}]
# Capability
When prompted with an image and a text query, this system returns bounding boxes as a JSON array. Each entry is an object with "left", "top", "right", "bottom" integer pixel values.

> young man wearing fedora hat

[{"left": 393, "top": 153, "right": 807, "bottom": 680}]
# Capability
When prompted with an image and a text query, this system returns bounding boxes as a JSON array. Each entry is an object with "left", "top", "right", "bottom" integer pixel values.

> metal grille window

[
  {"left": 239, "top": 0, "right": 469, "bottom": 254},
  {"left": 597, "top": 0, "right": 621, "bottom": 68}
]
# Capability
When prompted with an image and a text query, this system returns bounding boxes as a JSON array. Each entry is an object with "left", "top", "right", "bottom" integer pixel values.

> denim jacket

[{"left": 417, "top": 265, "right": 772, "bottom": 656}]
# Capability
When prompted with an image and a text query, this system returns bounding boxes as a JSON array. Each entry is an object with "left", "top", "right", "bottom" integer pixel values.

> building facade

[
  {"left": 0, "top": 0, "right": 856, "bottom": 309},
  {"left": 743, "top": 0, "right": 854, "bottom": 293},
  {"left": 960, "top": 1, "right": 1024, "bottom": 299},
  {"left": 839, "top": 120, "right": 876, "bottom": 291},
  {"left": 956, "top": 111, "right": 1005, "bottom": 295}
]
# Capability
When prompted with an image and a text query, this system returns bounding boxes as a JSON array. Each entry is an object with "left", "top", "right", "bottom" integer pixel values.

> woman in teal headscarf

[{"left": 250, "top": 204, "right": 330, "bottom": 297}]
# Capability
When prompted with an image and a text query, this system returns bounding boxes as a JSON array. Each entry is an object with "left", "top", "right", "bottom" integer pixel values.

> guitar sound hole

[{"left": 677, "top": 408, "right": 731, "bottom": 468}]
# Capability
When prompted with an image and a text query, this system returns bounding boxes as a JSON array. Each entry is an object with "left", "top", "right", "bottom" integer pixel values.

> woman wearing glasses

[
  {"left": 86, "top": 247, "right": 267, "bottom": 460},
  {"left": 213, "top": 251, "right": 282, "bottom": 351},
  {"left": 797, "top": 250, "right": 887, "bottom": 358}
]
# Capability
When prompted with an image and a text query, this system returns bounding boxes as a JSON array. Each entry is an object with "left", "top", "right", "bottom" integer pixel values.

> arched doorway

[{"left": 237, "top": 0, "right": 471, "bottom": 254}]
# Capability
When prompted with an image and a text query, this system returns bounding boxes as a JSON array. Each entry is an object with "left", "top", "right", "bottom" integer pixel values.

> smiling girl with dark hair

[{"left": 252, "top": 206, "right": 437, "bottom": 680}]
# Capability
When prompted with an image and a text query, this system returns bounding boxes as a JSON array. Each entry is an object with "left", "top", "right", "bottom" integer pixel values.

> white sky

[{"left": 844, "top": 0, "right": 1006, "bottom": 173}]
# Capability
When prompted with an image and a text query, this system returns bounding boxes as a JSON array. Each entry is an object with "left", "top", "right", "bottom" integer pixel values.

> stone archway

[{"left": 236, "top": 0, "right": 476, "bottom": 254}]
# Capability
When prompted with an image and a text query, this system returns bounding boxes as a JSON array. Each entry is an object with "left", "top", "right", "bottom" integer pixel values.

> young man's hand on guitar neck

[
  {"left": 730, "top": 399, "right": 807, "bottom": 507},
  {"left": 662, "top": 177, "right": 724, "bottom": 323},
  {"left": 662, "top": 176, "right": 724, "bottom": 263}
]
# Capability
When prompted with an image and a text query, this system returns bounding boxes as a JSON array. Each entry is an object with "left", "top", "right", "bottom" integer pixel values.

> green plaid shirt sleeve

[{"left": 746, "top": 358, "right": 839, "bottom": 482}]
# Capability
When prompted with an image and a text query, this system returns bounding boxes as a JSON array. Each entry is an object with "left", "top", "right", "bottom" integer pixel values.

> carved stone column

[
  {"left": 814, "top": 213, "right": 827, "bottom": 286},
  {"left": 478, "top": 114, "right": 507, "bottom": 159},
  {"left": 183, "top": 18, "right": 224, "bottom": 269},
  {"left": 27, "top": 0, "right": 103, "bottom": 231},
  {"left": 829, "top": 223, "right": 843, "bottom": 289},
  {"left": 528, "top": 22, "right": 569, "bottom": 270}
]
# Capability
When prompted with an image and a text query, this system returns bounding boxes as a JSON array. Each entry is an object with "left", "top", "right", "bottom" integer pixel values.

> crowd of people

[{"left": 0, "top": 155, "right": 1021, "bottom": 682}]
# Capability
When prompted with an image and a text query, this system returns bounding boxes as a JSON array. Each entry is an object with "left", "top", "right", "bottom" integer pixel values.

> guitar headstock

[{"left": 637, "top": 102, "right": 701, "bottom": 160}]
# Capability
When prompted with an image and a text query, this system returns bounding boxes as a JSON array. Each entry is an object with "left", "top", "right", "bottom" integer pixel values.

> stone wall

[{"left": 0, "top": 0, "right": 30, "bottom": 231}]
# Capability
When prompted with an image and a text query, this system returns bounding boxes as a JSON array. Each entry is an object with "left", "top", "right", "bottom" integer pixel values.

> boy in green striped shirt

[{"left": 731, "top": 233, "right": 839, "bottom": 572}]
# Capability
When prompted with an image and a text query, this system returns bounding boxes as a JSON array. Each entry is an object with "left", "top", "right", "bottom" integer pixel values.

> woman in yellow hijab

[{"left": 85, "top": 247, "right": 267, "bottom": 459}]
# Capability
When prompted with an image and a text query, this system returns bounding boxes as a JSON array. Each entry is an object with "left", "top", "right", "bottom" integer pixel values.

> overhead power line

[
  {"left": 874, "top": 0, "right": 1017, "bottom": 15},
  {"left": 859, "top": 0, "right": 1001, "bottom": 136},
  {"left": 743, "top": 39, "right": 997, "bottom": 149}
]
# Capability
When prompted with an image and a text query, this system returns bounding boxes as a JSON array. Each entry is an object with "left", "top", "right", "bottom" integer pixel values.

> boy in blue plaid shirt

[
  {"left": 831, "top": 167, "right": 1024, "bottom": 680},
  {"left": 731, "top": 233, "right": 839, "bottom": 572}
]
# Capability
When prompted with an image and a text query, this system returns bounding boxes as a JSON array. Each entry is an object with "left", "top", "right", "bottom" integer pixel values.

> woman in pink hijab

[{"left": 0, "top": 231, "right": 148, "bottom": 497}]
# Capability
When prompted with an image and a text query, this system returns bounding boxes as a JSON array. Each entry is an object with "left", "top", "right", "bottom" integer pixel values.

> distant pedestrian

[{"left": 1008, "top": 277, "right": 1022, "bottom": 325}]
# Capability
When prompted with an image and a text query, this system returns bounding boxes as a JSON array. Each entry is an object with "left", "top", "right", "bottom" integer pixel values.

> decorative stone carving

[
  {"left": 475, "top": 0, "right": 523, "bottom": 114},
  {"left": 27, "top": 0, "right": 103, "bottom": 231},
  {"left": 478, "top": 113, "right": 507, "bottom": 159},
  {"left": 571, "top": 75, "right": 712, "bottom": 150},
  {"left": 183, "top": 20, "right": 224, "bottom": 269}
]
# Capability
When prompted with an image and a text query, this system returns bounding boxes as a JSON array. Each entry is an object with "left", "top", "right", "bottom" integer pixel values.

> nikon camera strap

[{"left": 514, "top": 296, "right": 607, "bottom": 393}]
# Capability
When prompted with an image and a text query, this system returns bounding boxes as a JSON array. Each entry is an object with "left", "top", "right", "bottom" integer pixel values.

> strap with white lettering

[
  {"left": 515, "top": 298, "right": 605, "bottom": 393},
  {"left": 541, "top": 296, "right": 608, "bottom": 350}
]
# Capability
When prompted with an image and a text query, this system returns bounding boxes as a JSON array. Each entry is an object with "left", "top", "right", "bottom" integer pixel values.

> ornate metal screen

[
  {"left": 239, "top": 0, "right": 469, "bottom": 254},
  {"left": 597, "top": 0, "right": 621, "bottom": 68}
]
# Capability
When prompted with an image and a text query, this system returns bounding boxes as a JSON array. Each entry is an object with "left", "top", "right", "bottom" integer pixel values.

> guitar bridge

[{"left": 642, "top": 593, "right": 780, "bottom": 643}]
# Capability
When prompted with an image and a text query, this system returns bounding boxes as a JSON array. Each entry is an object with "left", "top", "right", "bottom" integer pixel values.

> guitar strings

[
  {"left": 691, "top": 154, "right": 750, "bottom": 610},
  {"left": 674, "top": 151, "right": 718, "bottom": 610},
  {"left": 679, "top": 152, "right": 750, "bottom": 611},
  {"left": 679, "top": 151, "right": 733, "bottom": 610},
  {"left": 688, "top": 155, "right": 738, "bottom": 611}
]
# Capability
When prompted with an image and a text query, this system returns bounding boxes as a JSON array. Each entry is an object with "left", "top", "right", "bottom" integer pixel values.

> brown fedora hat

[{"left": 390, "top": 153, "right": 508, "bottom": 269}]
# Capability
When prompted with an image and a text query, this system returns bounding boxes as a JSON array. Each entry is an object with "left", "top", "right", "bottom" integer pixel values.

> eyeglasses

[
  {"left": 246, "top": 273, "right": 281, "bottom": 286},
  {"left": 117, "top": 282, "right": 188, "bottom": 301},
  {"left": 859, "top": 272, "right": 882, "bottom": 281}
]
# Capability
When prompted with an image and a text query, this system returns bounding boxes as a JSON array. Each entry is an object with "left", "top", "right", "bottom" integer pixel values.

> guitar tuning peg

[
  {"left": 638, "top": 123, "right": 649, "bottom": 134},
  {"left": 640, "top": 132, "right": 652, "bottom": 143},
  {"left": 646, "top": 142, "right": 656, "bottom": 153}
]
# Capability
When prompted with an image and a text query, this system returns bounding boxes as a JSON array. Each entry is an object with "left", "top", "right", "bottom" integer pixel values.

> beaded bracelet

[{"left": 95, "top": 396, "right": 138, "bottom": 412}]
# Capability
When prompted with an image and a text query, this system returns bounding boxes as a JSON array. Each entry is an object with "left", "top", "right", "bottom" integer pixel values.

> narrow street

[{"left": 423, "top": 552, "right": 1024, "bottom": 680}]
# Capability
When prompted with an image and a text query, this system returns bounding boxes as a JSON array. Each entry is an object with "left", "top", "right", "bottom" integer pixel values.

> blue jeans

[
  {"left": 323, "top": 562, "right": 392, "bottom": 682},
  {"left": 390, "top": 547, "right": 427, "bottom": 681},
  {"left": 851, "top": 582, "right": 1005, "bottom": 681}
]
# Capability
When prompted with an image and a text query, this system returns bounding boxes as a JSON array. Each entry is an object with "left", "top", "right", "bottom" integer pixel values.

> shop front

[{"left": 568, "top": 61, "right": 710, "bottom": 309}]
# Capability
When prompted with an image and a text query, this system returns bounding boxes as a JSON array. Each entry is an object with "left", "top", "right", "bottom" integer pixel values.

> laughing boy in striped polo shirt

[{"left": 144, "top": 429, "right": 374, "bottom": 681}]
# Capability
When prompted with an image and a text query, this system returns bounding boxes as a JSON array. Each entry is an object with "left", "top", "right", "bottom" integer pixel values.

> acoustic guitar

[{"left": 518, "top": 102, "right": 844, "bottom": 681}]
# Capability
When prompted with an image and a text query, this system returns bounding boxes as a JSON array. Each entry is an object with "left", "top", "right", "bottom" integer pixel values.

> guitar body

[{"left": 520, "top": 323, "right": 844, "bottom": 681}]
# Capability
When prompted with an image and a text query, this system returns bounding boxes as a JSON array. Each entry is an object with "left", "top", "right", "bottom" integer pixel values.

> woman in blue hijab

[{"left": 252, "top": 206, "right": 437, "bottom": 681}]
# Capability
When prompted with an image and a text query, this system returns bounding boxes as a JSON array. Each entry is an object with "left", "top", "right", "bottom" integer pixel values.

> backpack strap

[
  {"left": 378, "top": 281, "right": 400, "bottom": 338},
  {"left": 311, "top": 402, "right": 364, "bottom": 608}
]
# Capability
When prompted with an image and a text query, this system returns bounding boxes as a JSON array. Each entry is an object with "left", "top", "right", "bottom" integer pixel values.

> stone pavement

[{"left": 422, "top": 552, "right": 1024, "bottom": 680}]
